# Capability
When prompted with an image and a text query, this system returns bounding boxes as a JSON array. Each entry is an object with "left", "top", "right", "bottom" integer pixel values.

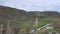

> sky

[{"left": 0, "top": 0, "right": 60, "bottom": 12}]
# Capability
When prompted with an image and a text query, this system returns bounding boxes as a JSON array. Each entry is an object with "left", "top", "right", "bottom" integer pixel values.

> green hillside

[{"left": 0, "top": 5, "right": 60, "bottom": 34}]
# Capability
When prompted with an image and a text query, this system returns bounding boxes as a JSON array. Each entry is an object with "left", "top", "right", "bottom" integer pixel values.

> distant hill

[{"left": 28, "top": 11, "right": 60, "bottom": 18}]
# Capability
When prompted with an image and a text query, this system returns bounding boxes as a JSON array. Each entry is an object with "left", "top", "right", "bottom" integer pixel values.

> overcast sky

[{"left": 0, "top": 0, "right": 60, "bottom": 12}]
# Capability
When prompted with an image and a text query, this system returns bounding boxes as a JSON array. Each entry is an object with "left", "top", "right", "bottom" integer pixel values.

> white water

[{"left": 30, "top": 24, "right": 53, "bottom": 33}]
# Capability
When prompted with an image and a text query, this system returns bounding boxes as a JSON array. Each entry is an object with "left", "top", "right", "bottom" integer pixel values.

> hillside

[
  {"left": 0, "top": 5, "right": 60, "bottom": 34},
  {"left": 29, "top": 11, "right": 60, "bottom": 18},
  {"left": 0, "top": 5, "right": 60, "bottom": 28},
  {"left": 0, "top": 5, "right": 36, "bottom": 29}
]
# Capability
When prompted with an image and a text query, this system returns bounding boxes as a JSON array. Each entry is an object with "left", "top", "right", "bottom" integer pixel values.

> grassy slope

[
  {"left": 38, "top": 19, "right": 51, "bottom": 27},
  {"left": 0, "top": 5, "right": 35, "bottom": 29},
  {"left": 38, "top": 17, "right": 60, "bottom": 32},
  {"left": 0, "top": 5, "right": 60, "bottom": 33}
]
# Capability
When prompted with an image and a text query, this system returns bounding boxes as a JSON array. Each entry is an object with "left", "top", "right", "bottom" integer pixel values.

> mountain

[
  {"left": 0, "top": 5, "right": 36, "bottom": 29},
  {"left": 28, "top": 11, "right": 60, "bottom": 18},
  {"left": 0, "top": 5, "right": 60, "bottom": 34},
  {"left": 0, "top": 5, "right": 60, "bottom": 27}
]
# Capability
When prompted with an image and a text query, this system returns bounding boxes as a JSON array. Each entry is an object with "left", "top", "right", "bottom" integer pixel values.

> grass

[
  {"left": 53, "top": 28, "right": 60, "bottom": 32},
  {"left": 38, "top": 19, "right": 52, "bottom": 27},
  {"left": 38, "top": 18, "right": 60, "bottom": 32}
]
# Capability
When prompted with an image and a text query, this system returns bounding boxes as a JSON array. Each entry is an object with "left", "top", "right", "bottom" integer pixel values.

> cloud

[{"left": 0, "top": 0, "right": 60, "bottom": 11}]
